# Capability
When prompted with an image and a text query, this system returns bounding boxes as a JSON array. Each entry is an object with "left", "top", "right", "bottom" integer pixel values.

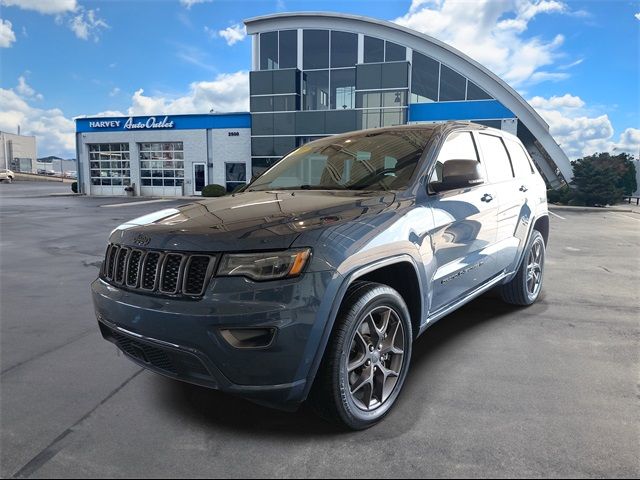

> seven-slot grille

[{"left": 101, "top": 244, "right": 215, "bottom": 297}]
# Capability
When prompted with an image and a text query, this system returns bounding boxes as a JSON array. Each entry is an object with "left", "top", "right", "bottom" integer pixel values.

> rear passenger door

[
  {"left": 428, "top": 131, "right": 499, "bottom": 313},
  {"left": 503, "top": 138, "right": 539, "bottom": 268},
  {"left": 477, "top": 132, "right": 526, "bottom": 273}
]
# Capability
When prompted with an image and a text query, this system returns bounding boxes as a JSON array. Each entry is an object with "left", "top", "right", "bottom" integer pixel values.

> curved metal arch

[{"left": 245, "top": 12, "right": 572, "bottom": 184}]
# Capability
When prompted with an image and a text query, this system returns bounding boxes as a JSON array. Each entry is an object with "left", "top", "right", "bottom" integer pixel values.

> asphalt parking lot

[{"left": 1, "top": 181, "right": 639, "bottom": 478}]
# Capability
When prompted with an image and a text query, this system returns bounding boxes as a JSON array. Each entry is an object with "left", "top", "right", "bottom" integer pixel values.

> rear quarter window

[
  {"left": 478, "top": 133, "right": 514, "bottom": 183},
  {"left": 505, "top": 139, "right": 535, "bottom": 177}
]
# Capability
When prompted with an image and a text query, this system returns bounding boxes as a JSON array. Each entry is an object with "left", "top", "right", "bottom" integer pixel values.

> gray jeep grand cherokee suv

[{"left": 92, "top": 122, "right": 548, "bottom": 430}]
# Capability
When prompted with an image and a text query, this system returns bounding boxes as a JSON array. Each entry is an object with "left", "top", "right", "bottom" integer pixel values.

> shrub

[
  {"left": 201, "top": 184, "right": 227, "bottom": 197},
  {"left": 546, "top": 185, "right": 573, "bottom": 204},
  {"left": 71, "top": 181, "right": 78, "bottom": 193},
  {"left": 570, "top": 153, "right": 635, "bottom": 206}
]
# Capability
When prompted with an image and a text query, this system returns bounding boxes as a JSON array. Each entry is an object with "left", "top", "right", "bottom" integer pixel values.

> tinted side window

[
  {"left": 505, "top": 139, "right": 534, "bottom": 177},
  {"left": 479, "top": 133, "right": 514, "bottom": 183},
  {"left": 431, "top": 131, "right": 479, "bottom": 183}
]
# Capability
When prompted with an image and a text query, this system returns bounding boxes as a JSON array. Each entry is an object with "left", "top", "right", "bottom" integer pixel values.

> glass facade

[
  {"left": 89, "top": 143, "right": 130, "bottom": 186},
  {"left": 251, "top": 27, "right": 500, "bottom": 175}
]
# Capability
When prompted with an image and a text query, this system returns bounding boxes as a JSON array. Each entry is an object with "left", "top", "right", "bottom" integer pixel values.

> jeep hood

[{"left": 110, "top": 190, "right": 397, "bottom": 252}]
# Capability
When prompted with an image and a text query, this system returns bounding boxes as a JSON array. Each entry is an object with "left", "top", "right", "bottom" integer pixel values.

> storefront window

[
  {"left": 363, "top": 36, "right": 384, "bottom": 63},
  {"left": 303, "top": 30, "right": 329, "bottom": 70},
  {"left": 357, "top": 90, "right": 407, "bottom": 109},
  {"left": 226, "top": 162, "right": 247, "bottom": 192},
  {"left": 260, "top": 31, "right": 278, "bottom": 70},
  {"left": 139, "top": 142, "right": 184, "bottom": 187},
  {"left": 411, "top": 52, "right": 439, "bottom": 103},
  {"left": 330, "top": 31, "right": 357, "bottom": 68},
  {"left": 466, "top": 81, "right": 492, "bottom": 100},
  {"left": 89, "top": 143, "right": 130, "bottom": 186},
  {"left": 279, "top": 30, "right": 297, "bottom": 69},
  {"left": 439, "top": 64, "right": 466, "bottom": 101},
  {"left": 385, "top": 41, "right": 406, "bottom": 62},
  {"left": 302, "top": 70, "right": 329, "bottom": 110},
  {"left": 330, "top": 68, "right": 356, "bottom": 110}
]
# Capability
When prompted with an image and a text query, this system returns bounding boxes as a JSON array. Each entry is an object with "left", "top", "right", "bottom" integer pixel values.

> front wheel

[
  {"left": 500, "top": 230, "right": 546, "bottom": 305},
  {"left": 309, "top": 281, "right": 413, "bottom": 430}
]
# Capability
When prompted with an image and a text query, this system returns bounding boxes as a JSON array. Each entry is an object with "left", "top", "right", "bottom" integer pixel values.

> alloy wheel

[
  {"left": 526, "top": 238, "right": 544, "bottom": 297},
  {"left": 345, "top": 306, "right": 405, "bottom": 411}
]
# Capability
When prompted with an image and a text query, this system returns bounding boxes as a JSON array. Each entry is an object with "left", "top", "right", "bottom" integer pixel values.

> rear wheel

[
  {"left": 500, "top": 230, "right": 545, "bottom": 305},
  {"left": 310, "top": 281, "right": 413, "bottom": 430}
]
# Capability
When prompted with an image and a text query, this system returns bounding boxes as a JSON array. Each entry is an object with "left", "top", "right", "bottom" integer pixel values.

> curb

[{"left": 549, "top": 205, "right": 639, "bottom": 214}]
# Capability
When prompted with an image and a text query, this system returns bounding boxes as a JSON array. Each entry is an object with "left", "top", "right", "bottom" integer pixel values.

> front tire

[
  {"left": 310, "top": 281, "right": 413, "bottom": 430},
  {"left": 500, "top": 230, "right": 546, "bottom": 305}
]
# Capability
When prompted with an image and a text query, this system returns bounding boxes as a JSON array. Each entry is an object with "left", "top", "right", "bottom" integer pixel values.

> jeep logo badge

[{"left": 133, "top": 233, "right": 151, "bottom": 247}]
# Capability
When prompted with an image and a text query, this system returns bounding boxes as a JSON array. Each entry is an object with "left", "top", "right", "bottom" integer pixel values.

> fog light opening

[{"left": 220, "top": 328, "right": 276, "bottom": 349}]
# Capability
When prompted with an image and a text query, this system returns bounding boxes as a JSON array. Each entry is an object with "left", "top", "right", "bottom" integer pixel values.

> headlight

[{"left": 217, "top": 248, "right": 311, "bottom": 281}]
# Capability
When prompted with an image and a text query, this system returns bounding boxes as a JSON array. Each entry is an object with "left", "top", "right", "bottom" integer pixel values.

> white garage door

[
  {"left": 89, "top": 143, "right": 131, "bottom": 196},
  {"left": 139, "top": 142, "right": 184, "bottom": 197}
]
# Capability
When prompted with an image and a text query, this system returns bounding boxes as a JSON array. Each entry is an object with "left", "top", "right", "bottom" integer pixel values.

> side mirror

[{"left": 430, "top": 159, "right": 484, "bottom": 193}]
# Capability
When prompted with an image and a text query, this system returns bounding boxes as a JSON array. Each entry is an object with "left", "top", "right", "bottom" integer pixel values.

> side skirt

[{"left": 418, "top": 272, "right": 509, "bottom": 336}]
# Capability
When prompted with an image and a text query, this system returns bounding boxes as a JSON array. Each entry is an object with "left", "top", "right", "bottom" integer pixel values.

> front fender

[{"left": 298, "top": 252, "right": 426, "bottom": 402}]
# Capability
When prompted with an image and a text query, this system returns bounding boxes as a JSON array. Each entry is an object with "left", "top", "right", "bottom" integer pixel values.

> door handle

[
  {"left": 519, "top": 185, "right": 528, "bottom": 192},
  {"left": 481, "top": 193, "right": 494, "bottom": 203}
]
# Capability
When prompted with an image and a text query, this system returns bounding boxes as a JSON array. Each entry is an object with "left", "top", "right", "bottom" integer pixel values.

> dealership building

[
  {"left": 76, "top": 12, "right": 572, "bottom": 196},
  {"left": 75, "top": 113, "right": 250, "bottom": 196}
]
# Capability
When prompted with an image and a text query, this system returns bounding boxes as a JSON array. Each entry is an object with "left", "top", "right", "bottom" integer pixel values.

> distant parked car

[
  {"left": 0, "top": 169, "right": 15, "bottom": 183},
  {"left": 64, "top": 171, "right": 77, "bottom": 179},
  {"left": 37, "top": 168, "right": 47, "bottom": 175}
]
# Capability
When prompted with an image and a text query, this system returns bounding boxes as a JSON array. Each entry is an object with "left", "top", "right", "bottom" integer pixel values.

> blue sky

[{"left": 0, "top": 0, "right": 638, "bottom": 158}]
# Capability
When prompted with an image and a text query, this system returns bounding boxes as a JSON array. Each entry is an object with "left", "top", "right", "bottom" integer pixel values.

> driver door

[{"left": 428, "top": 131, "right": 499, "bottom": 313}]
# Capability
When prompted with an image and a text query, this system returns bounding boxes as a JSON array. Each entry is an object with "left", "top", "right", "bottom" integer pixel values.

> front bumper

[{"left": 92, "top": 270, "right": 336, "bottom": 408}]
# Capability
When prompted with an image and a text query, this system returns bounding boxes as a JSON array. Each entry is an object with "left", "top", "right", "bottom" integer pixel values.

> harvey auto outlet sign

[{"left": 88, "top": 116, "right": 175, "bottom": 130}]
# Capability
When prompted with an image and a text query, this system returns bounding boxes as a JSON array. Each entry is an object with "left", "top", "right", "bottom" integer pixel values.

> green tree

[{"left": 570, "top": 152, "right": 636, "bottom": 206}]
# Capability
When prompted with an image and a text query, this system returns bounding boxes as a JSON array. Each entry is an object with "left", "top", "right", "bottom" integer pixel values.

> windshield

[{"left": 248, "top": 129, "right": 434, "bottom": 192}]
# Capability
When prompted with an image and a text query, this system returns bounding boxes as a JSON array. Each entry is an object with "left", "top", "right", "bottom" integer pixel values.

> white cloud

[
  {"left": 0, "top": 18, "right": 16, "bottom": 48},
  {"left": 109, "top": 87, "right": 121, "bottom": 97},
  {"left": 204, "top": 26, "right": 215, "bottom": 39},
  {"left": 0, "top": 82, "right": 75, "bottom": 157},
  {"left": 530, "top": 93, "right": 640, "bottom": 159},
  {"left": 0, "top": 0, "right": 77, "bottom": 14},
  {"left": 15, "top": 75, "right": 43, "bottom": 100},
  {"left": 529, "top": 93, "right": 585, "bottom": 110},
  {"left": 68, "top": 7, "right": 109, "bottom": 41},
  {"left": 127, "top": 71, "right": 249, "bottom": 115},
  {"left": 1, "top": 0, "right": 108, "bottom": 42},
  {"left": 217, "top": 23, "right": 246, "bottom": 46},
  {"left": 614, "top": 128, "right": 640, "bottom": 156},
  {"left": 635, "top": 12, "right": 640, "bottom": 21},
  {"left": 180, "top": 0, "right": 211, "bottom": 8},
  {"left": 393, "top": 0, "right": 577, "bottom": 88}
]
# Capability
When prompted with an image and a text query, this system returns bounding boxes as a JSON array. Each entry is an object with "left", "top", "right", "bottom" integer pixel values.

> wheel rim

[
  {"left": 526, "top": 239, "right": 544, "bottom": 297},
  {"left": 345, "top": 306, "right": 405, "bottom": 412}
]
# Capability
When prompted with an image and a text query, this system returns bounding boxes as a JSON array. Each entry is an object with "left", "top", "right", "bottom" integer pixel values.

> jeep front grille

[{"left": 101, "top": 244, "right": 215, "bottom": 297}]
